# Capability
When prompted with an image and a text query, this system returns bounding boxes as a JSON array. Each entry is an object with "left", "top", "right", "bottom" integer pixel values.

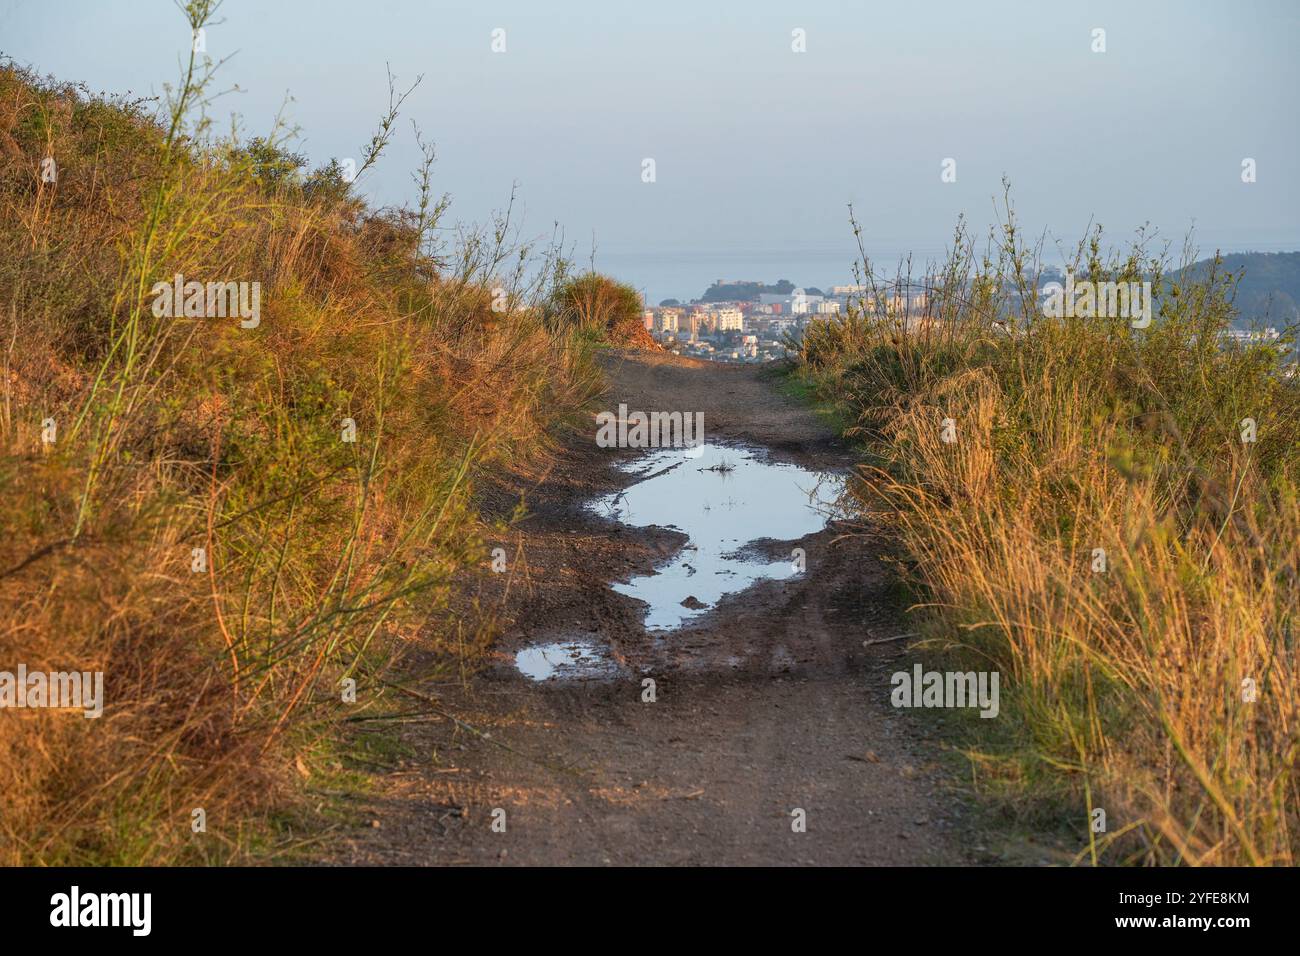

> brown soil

[{"left": 329, "top": 350, "right": 990, "bottom": 866}]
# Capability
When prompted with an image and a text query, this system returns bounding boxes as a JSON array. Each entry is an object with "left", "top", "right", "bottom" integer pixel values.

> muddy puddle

[
  {"left": 514, "top": 639, "right": 619, "bottom": 681},
  {"left": 590, "top": 443, "right": 843, "bottom": 630}
]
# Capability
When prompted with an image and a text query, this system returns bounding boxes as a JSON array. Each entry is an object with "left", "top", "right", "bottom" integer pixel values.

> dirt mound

[{"left": 608, "top": 316, "right": 662, "bottom": 350}]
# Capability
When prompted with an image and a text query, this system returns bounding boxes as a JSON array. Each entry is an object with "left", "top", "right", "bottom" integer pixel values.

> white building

[
  {"left": 716, "top": 307, "right": 744, "bottom": 332},
  {"left": 657, "top": 308, "right": 681, "bottom": 333}
]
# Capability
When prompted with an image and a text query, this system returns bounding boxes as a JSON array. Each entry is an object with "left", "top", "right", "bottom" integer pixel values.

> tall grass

[
  {"left": 797, "top": 197, "right": 1299, "bottom": 865},
  {"left": 546, "top": 270, "right": 654, "bottom": 347},
  {"left": 0, "top": 1, "right": 606, "bottom": 863}
]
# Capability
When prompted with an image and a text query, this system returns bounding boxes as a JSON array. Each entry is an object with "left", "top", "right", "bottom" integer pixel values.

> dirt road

[{"left": 333, "top": 350, "right": 982, "bottom": 865}]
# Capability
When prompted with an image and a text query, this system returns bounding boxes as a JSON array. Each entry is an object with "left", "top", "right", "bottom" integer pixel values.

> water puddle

[
  {"left": 591, "top": 443, "right": 843, "bottom": 630},
  {"left": 514, "top": 640, "right": 617, "bottom": 681}
]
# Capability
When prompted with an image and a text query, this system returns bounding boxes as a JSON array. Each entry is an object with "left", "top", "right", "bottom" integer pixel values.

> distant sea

[
  {"left": 596, "top": 241, "right": 949, "bottom": 305},
  {"left": 593, "top": 237, "right": 1300, "bottom": 306}
]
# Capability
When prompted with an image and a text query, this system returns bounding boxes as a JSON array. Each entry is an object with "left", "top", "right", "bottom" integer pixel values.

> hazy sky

[{"left": 4, "top": 0, "right": 1298, "bottom": 301}]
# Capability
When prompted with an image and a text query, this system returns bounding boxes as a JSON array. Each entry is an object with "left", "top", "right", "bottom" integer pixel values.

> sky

[{"left": 3, "top": 0, "right": 1298, "bottom": 302}]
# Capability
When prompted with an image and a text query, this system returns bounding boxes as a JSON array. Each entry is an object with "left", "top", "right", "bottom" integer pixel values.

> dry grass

[
  {"left": 547, "top": 270, "right": 658, "bottom": 349},
  {"left": 0, "top": 3, "right": 607, "bottom": 864},
  {"left": 798, "top": 202, "right": 1299, "bottom": 865}
]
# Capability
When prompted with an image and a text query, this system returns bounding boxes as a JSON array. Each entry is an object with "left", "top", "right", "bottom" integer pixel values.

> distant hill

[
  {"left": 1174, "top": 252, "right": 1300, "bottom": 328},
  {"left": 699, "top": 279, "right": 795, "bottom": 303}
]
